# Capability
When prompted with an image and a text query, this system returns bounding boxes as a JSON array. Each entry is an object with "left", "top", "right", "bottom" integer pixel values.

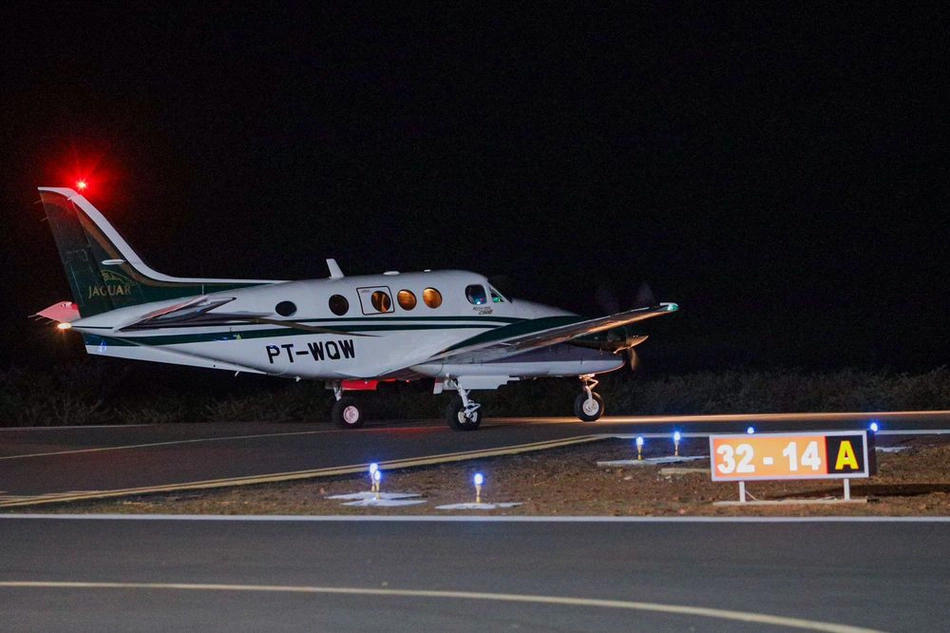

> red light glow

[{"left": 45, "top": 142, "right": 122, "bottom": 204}]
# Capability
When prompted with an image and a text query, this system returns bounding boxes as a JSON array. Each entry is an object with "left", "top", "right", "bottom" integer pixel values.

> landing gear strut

[
  {"left": 445, "top": 381, "right": 482, "bottom": 431},
  {"left": 574, "top": 374, "right": 604, "bottom": 422}
]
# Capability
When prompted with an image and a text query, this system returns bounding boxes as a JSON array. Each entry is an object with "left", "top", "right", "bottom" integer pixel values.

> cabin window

[
  {"left": 397, "top": 289, "right": 417, "bottom": 310},
  {"left": 275, "top": 301, "right": 297, "bottom": 317},
  {"left": 358, "top": 286, "right": 394, "bottom": 314},
  {"left": 371, "top": 291, "right": 392, "bottom": 312},
  {"left": 423, "top": 287, "right": 442, "bottom": 309},
  {"left": 465, "top": 284, "right": 488, "bottom": 305},
  {"left": 328, "top": 294, "right": 349, "bottom": 316}
]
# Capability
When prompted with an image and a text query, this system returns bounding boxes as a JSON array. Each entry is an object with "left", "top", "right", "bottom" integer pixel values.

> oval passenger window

[
  {"left": 328, "top": 294, "right": 349, "bottom": 316},
  {"left": 423, "top": 288, "right": 442, "bottom": 309},
  {"left": 397, "top": 290, "right": 417, "bottom": 310},
  {"left": 371, "top": 290, "right": 392, "bottom": 313},
  {"left": 275, "top": 301, "right": 297, "bottom": 317}
]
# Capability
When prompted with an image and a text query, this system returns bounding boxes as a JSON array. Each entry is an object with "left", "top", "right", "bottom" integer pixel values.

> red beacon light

[{"left": 76, "top": 180, "right": 88, "bottom": 191}]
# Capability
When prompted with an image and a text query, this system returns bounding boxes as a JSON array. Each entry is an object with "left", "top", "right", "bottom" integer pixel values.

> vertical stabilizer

[
  {"left": 41, "top": 189, "right": 121, "bottom": 316},
  {"left": 38, "top": 188, "right": 283, "bottom": 317}
]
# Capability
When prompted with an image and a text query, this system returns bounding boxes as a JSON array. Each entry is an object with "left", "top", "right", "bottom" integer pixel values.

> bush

[{"left": 2, "top": 362, "right": 948, "bottom": 426}]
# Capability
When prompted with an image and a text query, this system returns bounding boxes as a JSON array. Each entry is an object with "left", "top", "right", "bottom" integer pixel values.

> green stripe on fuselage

[{"left": 81, "top": 317, "right": 524, "bottom": 347}]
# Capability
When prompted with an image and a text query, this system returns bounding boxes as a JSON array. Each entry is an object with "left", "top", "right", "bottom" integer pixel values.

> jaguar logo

[{"left": 87, "top": 269, "right": 135, "bottom": 299}]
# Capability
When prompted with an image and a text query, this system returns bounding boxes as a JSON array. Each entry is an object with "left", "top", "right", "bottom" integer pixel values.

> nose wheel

[
  {"left": 445, "top": 381, "right": 482, "bottom": 430},
  {"left": 574, "top": 375, "right": 605, "bottom": 422}
]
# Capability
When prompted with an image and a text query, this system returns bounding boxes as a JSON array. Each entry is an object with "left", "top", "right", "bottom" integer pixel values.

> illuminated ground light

[
  {"left": 325, "top": 462, "right": 424, "bottom": 506},
  {"left": 636, "top": 436, "right": 644, "bottom": 460},
  {"left": 369, "top": 463, "right": 380, "bottom": 492},
  {"left": 673, "top": 431, "right": 682, "bottom": 456},
  {"left": 746, "top": 426, "right": 756, "bottom": 434},
  {"left": 435, "top": 473, "right": 522, "bottom": 511},
  {"left": 869, "top": 421, "right": 880, "bottom": 433}
]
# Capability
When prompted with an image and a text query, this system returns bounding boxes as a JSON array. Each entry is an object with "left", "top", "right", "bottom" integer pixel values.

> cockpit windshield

[{"left": 465, "top": 284, "right": 488, "bottom": 305}]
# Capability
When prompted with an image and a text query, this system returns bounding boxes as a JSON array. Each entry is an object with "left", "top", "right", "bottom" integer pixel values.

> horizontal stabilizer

[{"left": 34, "top": 301, "right": 80, "bottom": 323}]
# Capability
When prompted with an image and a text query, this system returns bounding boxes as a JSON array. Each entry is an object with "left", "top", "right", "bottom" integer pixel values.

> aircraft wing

[{"left": 428, "top": 302, "right": 679, "bottom": 364}]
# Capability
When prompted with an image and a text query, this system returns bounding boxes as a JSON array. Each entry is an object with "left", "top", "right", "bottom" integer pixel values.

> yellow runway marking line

[
  {"left": 494, "top": 410, "right": 950, "bottom": 425},
  {"left": 0, "top": 581, "right": 883, "bottom": 632},
  {"left": 0, "top": 435, "right": 608, "bottom": 508},
  {"left": 0, "top": 428, "right": 366, "bottom": 462}
]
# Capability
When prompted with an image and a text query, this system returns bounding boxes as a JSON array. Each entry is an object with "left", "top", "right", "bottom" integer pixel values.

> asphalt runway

[
  {"left": 1, "top": 412, "right": 948, "bottom": 507},
  {"left": 2, "top": 515, "right": 947, "bottom": 632}
]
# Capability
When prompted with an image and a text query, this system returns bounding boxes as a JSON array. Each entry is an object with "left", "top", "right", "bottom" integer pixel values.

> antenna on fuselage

[{"left": 327, "top": 259, "right": 345, "bottom": 279}]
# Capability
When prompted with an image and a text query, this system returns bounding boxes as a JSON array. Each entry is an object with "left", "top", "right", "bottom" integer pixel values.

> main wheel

[
  {"left": 574, "top": 392, "right": 605, "bottom": 422},
  {"left": 446, "top": 395, "right": 482, "bottom": 431},
  {"left": 332, "top": 396, "right": 365, "bottom": 428}
]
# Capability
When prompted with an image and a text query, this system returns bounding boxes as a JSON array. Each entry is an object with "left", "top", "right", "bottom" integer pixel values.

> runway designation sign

[{"left": 710, "top": 431, "right": 870, "bottom": 482}]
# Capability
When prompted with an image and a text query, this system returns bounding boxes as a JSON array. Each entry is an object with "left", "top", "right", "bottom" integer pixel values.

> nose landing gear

[
  {"left": 574, "top": 374, "right": 604, "bottom": 422},
  {"left": 445, "top": 380, "right": 482, "bottom": 431}
]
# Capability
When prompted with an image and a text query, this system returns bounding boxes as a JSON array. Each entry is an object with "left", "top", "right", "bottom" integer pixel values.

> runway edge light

[{"left": 369, "top": 463, "right": 380, "bottom": 493}]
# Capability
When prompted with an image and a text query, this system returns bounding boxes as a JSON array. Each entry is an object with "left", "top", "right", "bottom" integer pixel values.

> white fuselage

[{"left": 71, "top": 270, "right": 624, "bottom": 383}]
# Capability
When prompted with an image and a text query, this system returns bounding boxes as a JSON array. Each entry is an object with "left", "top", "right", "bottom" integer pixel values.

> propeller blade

[
  {"left": 635, "top": 282, "right": 657, "bottom": 308},
  {"left": 628, "top": 347, "right": 640, "bottom": 371},
  {"left": 596, "top": 282, "right": 620, "bottom": 314}
]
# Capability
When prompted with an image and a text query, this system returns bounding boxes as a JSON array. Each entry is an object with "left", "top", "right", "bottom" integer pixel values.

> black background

[{"left": 1, "top": 4, "right": 947, "bottom": 374}]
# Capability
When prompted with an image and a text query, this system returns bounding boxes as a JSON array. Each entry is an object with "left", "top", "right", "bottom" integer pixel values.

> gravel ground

[{"left": 28, "top": 435, "right": 950, "bottom": 517}]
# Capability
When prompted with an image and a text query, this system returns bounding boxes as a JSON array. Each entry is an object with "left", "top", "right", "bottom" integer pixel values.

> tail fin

[{"left": 39, "top": 188, "right": 282, "bottom": 317}]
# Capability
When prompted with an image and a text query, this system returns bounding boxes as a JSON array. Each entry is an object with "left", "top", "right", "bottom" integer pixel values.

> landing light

[{"left": 56, "top": 322, "right": 72, "bottom": 330}]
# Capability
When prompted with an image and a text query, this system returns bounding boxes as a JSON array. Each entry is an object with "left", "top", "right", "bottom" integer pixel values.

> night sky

[{"left": 1, "top": 4, "right": 947, "bottom": 374}]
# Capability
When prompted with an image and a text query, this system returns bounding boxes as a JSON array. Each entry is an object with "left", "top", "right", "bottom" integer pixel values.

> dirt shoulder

[{"left": 23, "top": 435, "right": 950, "bottom": 517}]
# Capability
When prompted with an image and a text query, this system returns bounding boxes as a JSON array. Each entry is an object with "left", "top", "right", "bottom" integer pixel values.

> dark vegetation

[{"left": 2, "top": 358, "right": 948, "bottom": 427}]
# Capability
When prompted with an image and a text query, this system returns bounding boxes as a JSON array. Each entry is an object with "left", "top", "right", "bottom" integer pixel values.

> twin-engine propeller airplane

[{"left": 34, "top": 187, "right": 678, "bottom": 430}]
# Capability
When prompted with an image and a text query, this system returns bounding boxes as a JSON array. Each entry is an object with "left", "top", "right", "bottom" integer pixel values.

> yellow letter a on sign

[{"left": 835, "top": 441, "right": 859, "bottom": 471}]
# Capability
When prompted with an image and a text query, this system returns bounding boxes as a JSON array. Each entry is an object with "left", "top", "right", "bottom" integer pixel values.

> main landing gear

[
  {"left": 330, "top": 383, "right": 365, "bottom": 429},
  {"left": 445, "top": 381, "right": 482, "bottom": 431},
  {"left": 574, "top": 374, "right": 605, "bottom": 422}
]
